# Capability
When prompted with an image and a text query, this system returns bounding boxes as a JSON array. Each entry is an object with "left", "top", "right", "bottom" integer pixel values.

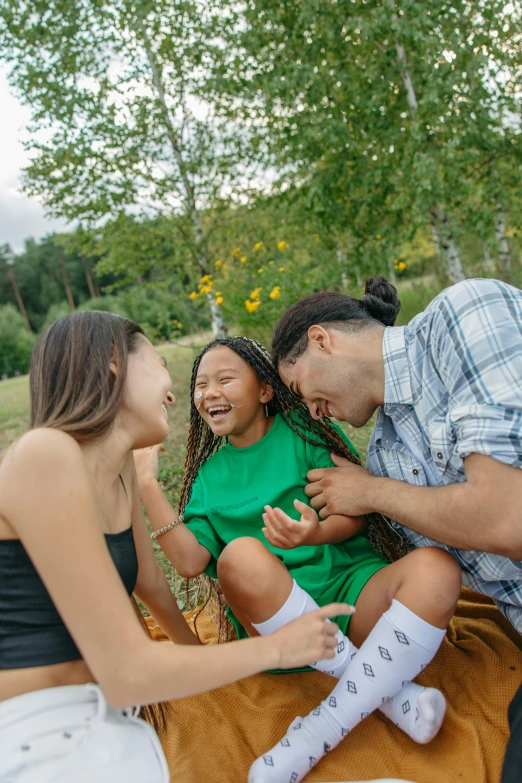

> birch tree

[
  {"left": 0, "top": 0, "right": 251, "bottom": 337},
  {"left": 213, "top": 0, "right": 520, "bottom": 283}
]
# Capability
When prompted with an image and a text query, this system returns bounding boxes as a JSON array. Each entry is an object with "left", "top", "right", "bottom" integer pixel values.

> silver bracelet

[{"left": 151, "top": 516, "right": 183, "bottom": 540}]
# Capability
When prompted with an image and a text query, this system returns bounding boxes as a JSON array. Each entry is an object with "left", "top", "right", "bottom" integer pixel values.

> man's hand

[
  {"left": 305, "top": 453, "right": 375, "bottom": 518},
  {"left": 262, "top": 500, "right": 320, "bottom": 549}
]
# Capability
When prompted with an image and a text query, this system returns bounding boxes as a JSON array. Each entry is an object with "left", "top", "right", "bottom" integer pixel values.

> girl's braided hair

[{"left": 179, "top": 336, "right": 408, "bottom": 564}]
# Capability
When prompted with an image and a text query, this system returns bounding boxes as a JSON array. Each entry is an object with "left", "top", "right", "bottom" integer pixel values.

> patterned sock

[
  {"left": 252, "top": 580, "right": 351, "bottom": 678},
  {"left": 248, "top": 599, "right": 446, "bottom": 783},
  {"left": 252, "top": 581, "right": 445, "bottom": 743}
]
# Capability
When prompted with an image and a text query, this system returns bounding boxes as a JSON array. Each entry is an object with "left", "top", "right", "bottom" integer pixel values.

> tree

[
  {"left": 211, "top": 0, "right": 521, "bottom": 282},
  {"left": 0, "top": 304, "right": 36, "bottom": 376},
  {"left": 0, "top": 0, "right": 257, "bottom": 337}
]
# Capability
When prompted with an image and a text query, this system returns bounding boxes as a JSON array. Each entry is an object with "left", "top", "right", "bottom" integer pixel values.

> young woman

[
  {"left": 0, "top": 312, "right": 348, "bottom": 783},
  {"left": 136, "top": 336, "right": 462, "bottom": 783}
]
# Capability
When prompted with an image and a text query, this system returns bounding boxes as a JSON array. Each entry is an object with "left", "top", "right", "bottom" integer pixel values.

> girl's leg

[
  {"left": 219, "top": 538, "right": 450, "bottom": 742},
  {"left": 218, "top": 537, "right": 352, "bottom": 677},
  {"left": 248, "top": 547, "right": 461, "bottom": 783}
]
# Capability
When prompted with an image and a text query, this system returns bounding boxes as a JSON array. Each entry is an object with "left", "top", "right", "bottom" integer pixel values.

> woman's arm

[
  {"left": 134, "top": 446, "right": 211, "bottom": 578},
  {"left": 1, "top": 430, "right": 349, "bottom": 707},
  {"left": 128, "top": 457, "right": 200, "bottom": 646}
]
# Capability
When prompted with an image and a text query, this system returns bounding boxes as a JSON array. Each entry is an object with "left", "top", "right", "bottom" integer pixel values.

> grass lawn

[{"left": 0, "top": 337, "right": 374, "bottom": 609}]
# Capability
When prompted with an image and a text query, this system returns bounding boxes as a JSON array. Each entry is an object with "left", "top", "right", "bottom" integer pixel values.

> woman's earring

[{"left": 265, "top": 404, "right": 269, "bottom": 418}]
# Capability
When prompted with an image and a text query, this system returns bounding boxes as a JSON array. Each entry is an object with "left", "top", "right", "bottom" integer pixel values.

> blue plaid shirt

[{"left": 366, "top": 279, "right": 522, "bottom": 633}]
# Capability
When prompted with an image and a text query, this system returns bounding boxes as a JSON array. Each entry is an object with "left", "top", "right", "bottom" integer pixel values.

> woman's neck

[
  {"left": 228, "top": 414, "right": 275, "bottom": 449},
  {"left": 80, "top": 425, "right": 132, "bottom": 489}
]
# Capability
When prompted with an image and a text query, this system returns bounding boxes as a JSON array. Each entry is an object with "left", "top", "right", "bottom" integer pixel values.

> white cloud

[{"left": 0, "top": 67, "right": 69, "bottom": 252}]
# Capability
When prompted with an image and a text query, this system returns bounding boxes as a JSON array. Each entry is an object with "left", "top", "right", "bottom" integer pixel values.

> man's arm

[{"left": 306, "top": 452, "right": 522, "bottom": 559}]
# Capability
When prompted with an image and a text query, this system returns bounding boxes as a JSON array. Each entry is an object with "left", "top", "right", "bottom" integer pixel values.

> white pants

[{"left": 0, "top": 683, "right": 169, "bottom": 782}]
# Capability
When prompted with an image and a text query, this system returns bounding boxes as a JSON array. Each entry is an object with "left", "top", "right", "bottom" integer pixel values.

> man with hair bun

[{"left": 273, "top": 276, "right": 522, "bottom": 783}]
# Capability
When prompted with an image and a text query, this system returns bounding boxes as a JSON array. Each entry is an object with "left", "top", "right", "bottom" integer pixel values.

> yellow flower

[
  {"left": 189, "top": 291, "right": 198, "bottom": 300},
  {"left": 231, "top": 247, "right": 241, "bottom": 258},
  {"left": 215, "top": 296, "right": 224, "bottom": 306},
  {"left": 312, "top": 233, "right": 319, "bottom": 242},
  {"left": 279, "top": 266, "right": 285, "bottom": 272},
  {"left": 250, "top": 287, "right": 261, "bottom": 301},
  {"left": 394, "top": 261, "right": 407, "bottom": 272},
  {"left": 214, "top": 260, "right": 223, "bottom": 269},
  {"left": 376, "top": 234, "right": 382, "bottom": 240},
  {"left": 268, "top": 260, "right": 274, "bottom": 265},
  {"left": 199, "top": 284, "right": 213, "bottom": 294},
  {"left": 245, "top": 299, "right": 261, "bottom": 313},
  {"left": 240, "top": 256, "right": 247, "bottom": 263},
  {"left": 254, "top": 241, "right": 264, "bottom": 251},
  {"left": 269, "top": 286, "right": 281, "bottom": 300},
  {"left": 199, "top": 274, "right": 212, "bottom": 284},
  {"left": 258, "top": 268, "right": 264, "bottom": 274},
  {"left": 277, "top": 241, "right": 289, "bottom": 252}
]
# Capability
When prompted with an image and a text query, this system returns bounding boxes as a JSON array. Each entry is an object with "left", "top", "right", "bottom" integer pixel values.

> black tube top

[{"left": 0, "top": 527, "right": 138, "bottom": 669}]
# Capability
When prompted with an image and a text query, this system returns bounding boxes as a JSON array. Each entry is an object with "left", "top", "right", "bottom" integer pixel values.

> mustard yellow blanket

[{"left": 146, "top": 589, "right": 522, "bottom": 783}]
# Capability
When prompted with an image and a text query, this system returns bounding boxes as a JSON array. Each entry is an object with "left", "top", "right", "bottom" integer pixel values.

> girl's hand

[
  {"left": 133, "top": 444, "right": 166, "bottom": 486},
  {"left": 262, "top": 500, "right": 320, "bottom": 549},
  {"left": 271, "top": 603, "right": 354, "bottom": 669}
]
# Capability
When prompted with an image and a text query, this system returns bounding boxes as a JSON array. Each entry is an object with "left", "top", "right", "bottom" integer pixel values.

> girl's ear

[{"left": 260, "top": 383, "right": 274, "bottom": 404}]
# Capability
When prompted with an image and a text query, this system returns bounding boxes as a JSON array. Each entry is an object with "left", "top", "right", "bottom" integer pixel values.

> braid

[{"left": 179, "top": 337, "right": 408, "bottom": 564}]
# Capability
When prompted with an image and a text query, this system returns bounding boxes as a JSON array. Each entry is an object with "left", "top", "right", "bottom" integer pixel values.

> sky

[{"left": 0, "top": 66, "right": 69, "bottom": 253}]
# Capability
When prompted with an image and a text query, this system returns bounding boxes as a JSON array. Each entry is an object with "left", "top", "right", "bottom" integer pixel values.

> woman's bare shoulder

[{"left": 0, "top": 428, "right": 84, "bottom": 489}]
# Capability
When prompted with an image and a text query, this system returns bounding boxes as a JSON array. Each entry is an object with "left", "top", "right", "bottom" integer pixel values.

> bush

[
  {"left": 78, "top": 295, "right": 130, "bottom": 318},
  {"left": 123, "top": 286, "right": 206, "bottom": 343},
  {"left": 0, "top": 305, "right": 36, "bottom": 377}
]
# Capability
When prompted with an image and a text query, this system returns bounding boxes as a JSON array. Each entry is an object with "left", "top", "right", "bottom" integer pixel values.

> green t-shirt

[{"left": 185, "top": 414, "right": 386, "bottom": 657}]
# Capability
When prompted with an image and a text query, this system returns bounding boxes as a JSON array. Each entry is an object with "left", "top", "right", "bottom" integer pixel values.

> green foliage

[{"left": 0, "top": 305, "right": 36, "bottom": 377}]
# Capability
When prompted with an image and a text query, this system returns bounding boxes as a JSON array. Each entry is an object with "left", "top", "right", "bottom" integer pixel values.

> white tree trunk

[
  {"left": 386, "top": 0, "right": 418, "bottom": 115},
  {"left": 494, "top": 205, "right": 511, "bottom": 271},
  {"left": 388, "top": 1, "right": 465, "bottom": 280},
  {"left": 483, "top": 242, "right": 494, "bottom": 273},
  {"left": 387, "top": 258, "right": 397, "bottom": 285},
  {"left": 430, "top": 205, "right": 465, "bottom": 283},
  {"left": 139, "top": 22, "right": 227, "bottom": 335},
  {"left": 431, "top": 221, "right": 442, "bottom": 265},
  {"left": 207, "top": 292, "right": 227, "bottom": 338},
  {"left": 336, "top": 243, "right": 349, "bottom": 289}
]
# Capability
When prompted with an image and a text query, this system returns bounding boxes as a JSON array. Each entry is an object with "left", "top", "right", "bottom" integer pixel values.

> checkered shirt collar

[{"left": 382, "top": 326, "right": 413, "bottom": 407}]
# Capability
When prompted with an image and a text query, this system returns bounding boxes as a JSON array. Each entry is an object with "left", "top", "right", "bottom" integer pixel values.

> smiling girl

[
  {"left": 0, "top": 313, "right": 347, "bottom": 783},
  {"left": 136, "top": 336, "right": 462, "bottom": 782}
]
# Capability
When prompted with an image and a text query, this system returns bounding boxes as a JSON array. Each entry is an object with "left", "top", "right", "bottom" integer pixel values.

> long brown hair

[
  {"left": 30, "top": 310, "right": 144, "bottom": 442},
  {"left": 180, "top": 336, "right": 408, "bottom": 566}
]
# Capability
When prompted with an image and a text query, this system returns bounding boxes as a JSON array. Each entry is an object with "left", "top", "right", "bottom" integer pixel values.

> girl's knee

[
  {"left": 217, "top": 537, "right": 275, "bottom": 593},
  {"left": 407, "top": 547, "right": 462, "bottom": 600}
]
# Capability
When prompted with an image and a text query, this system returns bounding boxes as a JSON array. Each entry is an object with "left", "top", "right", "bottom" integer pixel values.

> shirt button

[
  {"left": 412, "top": 469, "right": 419, "bottom": 476},
  {"left": 437, "top": 452, "right": 443, "bottom": 459}
]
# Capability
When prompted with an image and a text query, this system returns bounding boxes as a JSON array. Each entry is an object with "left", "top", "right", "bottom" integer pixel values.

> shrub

[{"left": 0, "top": 305, "right": 36, "bottom": 377}]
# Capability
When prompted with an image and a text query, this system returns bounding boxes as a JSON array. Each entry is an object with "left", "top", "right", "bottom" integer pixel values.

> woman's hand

[
  {"left": 272, "top": 603, "right": 354, "bottom": 669},
  {"left": 262, "top": 500, "right": 320, "bottom": 549},
  {"left": 134, "top": 444, "right": 166, "bottom": 486}
]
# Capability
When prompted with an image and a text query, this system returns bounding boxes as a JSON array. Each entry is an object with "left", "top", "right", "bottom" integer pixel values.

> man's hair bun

[{"left": 362, "top": 276, "right": 401, "bottom": 327}]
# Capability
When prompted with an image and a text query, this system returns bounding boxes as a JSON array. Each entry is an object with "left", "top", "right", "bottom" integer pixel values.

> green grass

[
  {"left": 0, "top": 375, "right": 30, "bottom": 452},
  {"left": 0, "top": 336, "right": 374, "bottom": 611}
]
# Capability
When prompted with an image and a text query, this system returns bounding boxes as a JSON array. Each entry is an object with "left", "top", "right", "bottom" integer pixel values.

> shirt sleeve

[
  {"left": 183, "top": 473, "right": 224, "bottom": 578},
  {"left": 428, "top": 280, "right": 522, "bottom": 468},
  {"left": 304, "top": 421, "right": 360, "bottom": 470}
]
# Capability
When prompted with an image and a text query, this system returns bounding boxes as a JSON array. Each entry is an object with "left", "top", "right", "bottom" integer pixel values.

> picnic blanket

[{"left": 145, "top": 588, "right": 522, "bottom": 783}]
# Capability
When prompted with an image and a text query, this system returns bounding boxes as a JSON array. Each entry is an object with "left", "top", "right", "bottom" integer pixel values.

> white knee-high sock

[
  {"left": 252, "top": 581, "right": 446, "bottom": 743},
  {"left": 252, "top": 580, "right": 351, "bottom": 678},
  {"left": 249, "top": 599, "right": 446, "bottom": 783}
]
